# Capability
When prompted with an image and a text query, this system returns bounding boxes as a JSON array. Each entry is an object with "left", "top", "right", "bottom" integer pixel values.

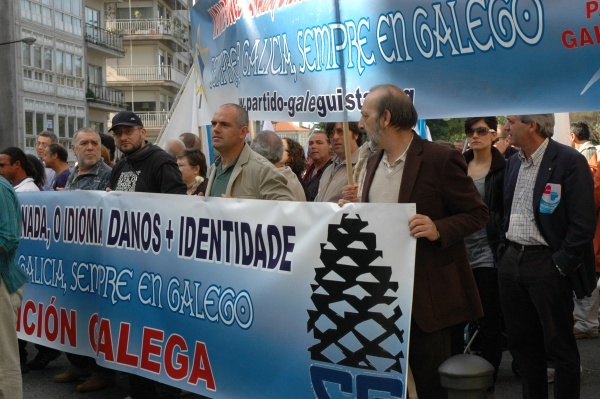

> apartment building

[
  {"left": 0, "top": 0, "right": 190, "bottom": 153},
  {"left": 85, "top": 0, "right": 127, "bottom": 136},
  {"left": 106, "top": 0, "right": 191, "bottom": 142}
]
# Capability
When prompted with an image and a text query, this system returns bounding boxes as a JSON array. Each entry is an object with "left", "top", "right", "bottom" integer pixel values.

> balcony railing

[
  {"left": 85, "top": 23, "right": 125, "bottom": 54},
  {"left": 107, "top": 65, "right": 186, "bottom": 86},
  {"left": 137, "top": 111, "right": 169, "bottom": 128},
  {"left": 87, "top": 83, "right": 125, "bottom": 108},
  {"left": 105, "top": 19, "right": 188, "bottom": 41}
]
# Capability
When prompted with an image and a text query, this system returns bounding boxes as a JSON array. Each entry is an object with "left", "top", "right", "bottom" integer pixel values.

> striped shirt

[{"left": 506, "top": 138, "right": 550, "bottom": 246}]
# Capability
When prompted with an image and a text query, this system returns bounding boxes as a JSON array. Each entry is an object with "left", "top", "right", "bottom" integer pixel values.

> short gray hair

[
  {"left": 72, "top": 127, "right": 100, "bottom": 145},
  {"left": 162, "top": 138, "right": 186, "bottom": 158},
  {"left": 251, "top": 130, "right": 283, "bottom": 164},
  {"left": 518, "top": 114, "right": 555, "bottom": 138}
]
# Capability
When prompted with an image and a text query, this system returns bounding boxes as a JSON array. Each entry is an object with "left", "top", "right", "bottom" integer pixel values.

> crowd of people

[{"left": 0, "top": 85, "right": 598, "bottom": 399}]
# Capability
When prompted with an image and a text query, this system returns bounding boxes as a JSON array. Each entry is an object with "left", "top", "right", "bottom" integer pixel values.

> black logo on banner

[{"left": 308, "top": 214, "right": 404, "bottom": 373}]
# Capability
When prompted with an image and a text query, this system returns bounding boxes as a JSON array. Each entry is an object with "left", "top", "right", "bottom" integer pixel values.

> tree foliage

[{"left": 426, "top": 118, "right": 466, "bottom": 144}]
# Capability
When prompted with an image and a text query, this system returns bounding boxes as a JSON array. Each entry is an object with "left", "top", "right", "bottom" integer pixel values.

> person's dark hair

[
  {"left": 309, "top": 130, "right": 328, "bottom": 140},
  {"left": 464, "top": 117, "right": 498, "bottom": 133},
  {"left": 26, "top": 154, "right": 45, "bottom": 188},
  {"left": 46, "top": 143, "right": 68, "bottom": 162},
  {"left": 99, "top": 133, "right": 116, "bottom": 161},
  {"left": 369, "top": 85, "right": 418, "bottom": 130},
  {"left": 325, "top": 122, "right": 363, "bottom": 146},
  {"left": 220, "top": 103, "right": 249, "bottom": 127},
  {"left": 1, "top": 147, "right": 37, "bottom": 179},
  {"left": 176, "top": 148, "right": 208, "bottom": 178},
  {"left": 282, "top": 137, "right": 306, "bottom": 179},
  {"left": 38, "top": 131, "right": 58, "bottom": 143},
  {"left": 251, "top": 130, "right": 284, "bottom": 163},
  {"left": 571, "top": 121, "right": 591, "bottom": 141},
  {"left": 179, "top": 133, "right": 202, "bottom": 150}
]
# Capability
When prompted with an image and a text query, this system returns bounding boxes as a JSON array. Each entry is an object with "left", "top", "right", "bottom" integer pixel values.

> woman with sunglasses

[{"left": 462, "top": 116, "right": 505, "bottom": 398}]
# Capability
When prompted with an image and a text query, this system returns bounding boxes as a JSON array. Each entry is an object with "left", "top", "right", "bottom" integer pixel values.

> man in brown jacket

[{"left": 341, "top": 84, "right": 488, "bottom": 398}]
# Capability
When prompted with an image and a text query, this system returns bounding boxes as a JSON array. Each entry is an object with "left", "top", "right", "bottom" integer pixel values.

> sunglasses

[{"left": 466, "top": 126, "right": 495, "bottom": 137}]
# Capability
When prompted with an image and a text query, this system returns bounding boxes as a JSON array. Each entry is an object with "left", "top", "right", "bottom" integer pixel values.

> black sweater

[
  {"left": 109, "top": 142, "right": 186, "bottom": 194},
  {"left": 464, "top": 146, "right": 506, "bottom": 259}
]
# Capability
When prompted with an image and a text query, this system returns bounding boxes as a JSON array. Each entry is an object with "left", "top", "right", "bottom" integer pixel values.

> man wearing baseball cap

[
  {"left": 108, "top": 111, "right": 186, "bottom": 194},
  {"left": 108, "top": 110, "right": 185, "bottom": 397}
]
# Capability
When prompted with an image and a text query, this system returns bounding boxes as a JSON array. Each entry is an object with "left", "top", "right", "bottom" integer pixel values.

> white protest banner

[{"left": 17, "top": 191, "right": 416, "bottom": 398}]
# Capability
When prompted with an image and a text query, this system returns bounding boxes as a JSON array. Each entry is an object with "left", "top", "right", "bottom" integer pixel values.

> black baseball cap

[{"left": 109, "top": 111, "right": 143, "bottom": 131}]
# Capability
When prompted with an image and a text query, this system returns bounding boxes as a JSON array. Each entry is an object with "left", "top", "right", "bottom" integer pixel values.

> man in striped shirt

[{"left": 501, "top": 114, "right": 596, "bottom": 399}]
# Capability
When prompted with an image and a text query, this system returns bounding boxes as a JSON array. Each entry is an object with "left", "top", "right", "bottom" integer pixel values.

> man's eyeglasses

[
  {"left": 466, "top": 126, "right": 495, "bottom": 137},
  {"left": 112, "top": 126, "right": 141, "bottom": 137}
]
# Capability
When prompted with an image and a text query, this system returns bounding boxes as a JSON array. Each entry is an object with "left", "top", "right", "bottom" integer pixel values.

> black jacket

[
  {"left": 464, "top": 146, "right": 506, "bottom": 260},
  {"left": 504, "top": 140, "right": 596, "bottom": 298},
  {"left": 109, "top": 142, "right": 186, "bottom": 194}
]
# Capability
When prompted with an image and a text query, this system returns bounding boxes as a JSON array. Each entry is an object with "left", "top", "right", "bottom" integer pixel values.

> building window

[
  {"left": 89, "top": 121, "right": 104, "bottom": 134},
  {"left": 58, "top": 115, "right": 66, "bottom": 137},
  {"left": 36, "top": 113, "right": 44, "bottom": 134},
  {"left": 117, "top": 7, "right": 152, "bottom": 19},
  {"left": 56, "top": 50, "right": 63, "bottom": 74},
  {"left": 85, "top": 7, "right": 99, "bottom": 26},
  {"left": 87, "top": 64, "right": 102, "bottom": 85},
  {"left": 74, "top": 56, "right": 82, "bottom": 77},
  {"left": 68, "top": 116, "right": 75, "bottom": 137},
  {"left": 25, "top": 111, "right": 34, "bottom": 135},
  {"left": 44, "top": 48, "right": 53, "bottom": 70},
  {"left": 65, "top": 53, "right": 72, "bottom": 75},
  {"left": 47, "top": 114, "right": 54, "bottom": 131},
  {"left": 55, "top": 0, "right": 82, "bottom": 35},
  {"left": 129, "top": 102, "right": 156, "bottom": 112},
  {"left": 42, "top": 6, "right": 52, "bottom": 25},
  {"left": 33, "top": 45, "right": 42, "bottom": 69},
  {"left": 22, "top": 44, "right": 32, "bottom": 67}
]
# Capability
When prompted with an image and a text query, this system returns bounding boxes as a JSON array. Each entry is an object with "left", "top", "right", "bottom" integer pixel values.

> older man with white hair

[
  {"left": 251, "top": 130, "right": 306, "bottom": 201},
  {"left": 162, "top": 138, "right": 186, "bottom": 158}
]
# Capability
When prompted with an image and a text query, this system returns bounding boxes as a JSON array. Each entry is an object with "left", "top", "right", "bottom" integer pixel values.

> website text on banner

[
  {"left": 191, "top": 0, "right": 600, "bottom": 121},
  {"left": 16, "top": 191, "right": 416, "bottom": 399}
]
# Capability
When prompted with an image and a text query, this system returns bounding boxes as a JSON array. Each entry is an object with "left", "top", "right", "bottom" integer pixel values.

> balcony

[
  {"left": 86, "top": 83, "right": 126, "bottom": 111},
  {"left": 107, "top": 65, "right": 186, "bottom": 87},
  {"left": 85, "top": 24, "right": 125, "bottom": 56},
  {"left": 106, "top": 19, "right": 188, "bottom": 43},
  {"left": 137, "top": 111, "right": 169, "bottom": 128}
]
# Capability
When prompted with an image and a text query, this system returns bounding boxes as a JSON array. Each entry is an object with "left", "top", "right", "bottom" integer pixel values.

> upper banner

[
  {"left": 16, "top": 191, "right": 416, "bottom": 399},
  {"left": 191, "top": 0, "right": 600, "bottom": 121}
]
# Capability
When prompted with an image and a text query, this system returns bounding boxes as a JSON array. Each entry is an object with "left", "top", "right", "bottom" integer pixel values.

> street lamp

[{"left": 0, "top": 37, "right": 36, "bottom": 46}]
